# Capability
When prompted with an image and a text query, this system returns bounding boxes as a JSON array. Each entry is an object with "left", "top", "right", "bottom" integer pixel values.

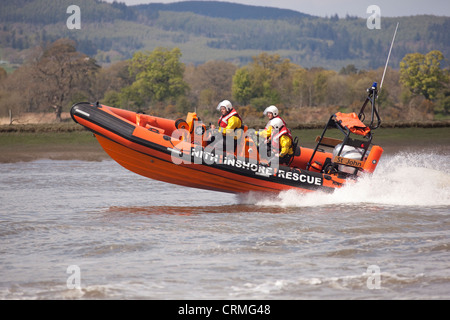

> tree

[
  {"left": 184, "top": 60, "right": 237, "bottom": 113},
  {"left": 292, "top": 67, "right": 308, "bottom": 107},
  {"left": 127, "top": 47, "right": 188, "bottom": 106},
  {"left": 339, "top": 64, "right": 358, "bottom": 75},
  {"left": 96, "top": 60, "right": 133, "bottom": 99},
  {"left": 0, "top": 67, "right": 6, "bottom": 82},
  {"left": 32, "top": 39, "right": 100, "bottom": 121},
  {"left": 232, "top": 67, "right": 253, "bottom": 105},
  {"left": 232, "top": 53, "right": 294, "bottom": 109},
  {"left": 399, "top": 50, "right": 448, "bottom": 101}
]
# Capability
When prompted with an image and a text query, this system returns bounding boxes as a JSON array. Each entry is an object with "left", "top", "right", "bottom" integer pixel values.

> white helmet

[
  {"left": 217, "top": 100, "right": 233, "bottom": 111},
  {"left": 263, "top": 105, "right": 278, "bottom": 117},
  {"left": 270, "top": 117, "right": 284, "bottom": 130}
]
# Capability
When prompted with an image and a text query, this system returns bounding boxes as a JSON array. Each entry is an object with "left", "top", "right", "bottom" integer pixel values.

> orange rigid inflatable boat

[{"left": 70, "top": 83, "right": 383, "bottom": 194}]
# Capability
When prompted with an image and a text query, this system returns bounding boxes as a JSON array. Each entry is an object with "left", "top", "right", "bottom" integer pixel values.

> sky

[{"left": 103, "top": 0, "right": 450, "bottom": 17}]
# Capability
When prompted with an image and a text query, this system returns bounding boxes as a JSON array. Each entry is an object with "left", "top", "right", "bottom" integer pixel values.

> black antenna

[{"left": 358, "top": 22, "right": 399, "bottom": 130}]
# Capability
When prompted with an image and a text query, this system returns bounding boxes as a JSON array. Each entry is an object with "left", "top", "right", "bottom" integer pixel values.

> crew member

[
  {"left": 269, "top": 117, "right": 294, "bottom": 165},
  {"left": 210, "top": 100, "right": 243, "bottom": 152},
  {"left": 256, "top": 105, "right": 287, "bottom": 140}
]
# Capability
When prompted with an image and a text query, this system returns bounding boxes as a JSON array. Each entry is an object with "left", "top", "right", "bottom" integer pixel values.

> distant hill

[
  {"left": 135, "top": 1, "right": 312, "bottom": 20},
  {"left": 0, "top": 0, "right": 449, "bottom": 70}
]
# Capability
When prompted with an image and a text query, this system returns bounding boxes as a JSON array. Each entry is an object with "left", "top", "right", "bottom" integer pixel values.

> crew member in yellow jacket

[
  {"left": 268, "top": 117, "right": 294, "bottom": 164},
  {"left": 256, "top": 105, "right": 287, "bottom": 140},
  {"left": 210, "top": 100, "right": 243, "bottom": 152}
]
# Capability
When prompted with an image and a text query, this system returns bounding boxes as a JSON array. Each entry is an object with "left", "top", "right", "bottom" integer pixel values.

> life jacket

[
  {"left": 218, "top": 108, "right": 242, "bottom": 128},
  {"left": 271, "top": 126, "right": 293, "bottom": 152},
  {"left": 334, "top": 112, "right": 371, "bottom": 136}
]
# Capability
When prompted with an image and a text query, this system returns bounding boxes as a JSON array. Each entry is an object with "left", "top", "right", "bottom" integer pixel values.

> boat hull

[{"left": 70, "top": 102, "right": 362, "bottom": 194}]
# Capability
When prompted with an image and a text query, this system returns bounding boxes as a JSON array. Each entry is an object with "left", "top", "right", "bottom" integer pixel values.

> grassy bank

[
  {"left": 0, "top": 123, "right": 449, "bottom": 163},
  {"left": 0, "top": 128, "right": 107, "bottom": 163},
  {"left": 291, "top": 126, "right": 450, "bottom": 158}
]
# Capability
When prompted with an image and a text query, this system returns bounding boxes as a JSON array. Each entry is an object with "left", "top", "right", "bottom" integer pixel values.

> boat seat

[
  {"left": 144, "top": 124, "right": 165, "bottom": 135},
  {"left": 287, "top": 136, "right": 301, "bottom": 166}
]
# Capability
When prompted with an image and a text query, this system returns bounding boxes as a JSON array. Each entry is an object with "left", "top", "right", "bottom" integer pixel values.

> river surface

[{"left": 0, "top": 149, "right": 449, "bottom": 300}]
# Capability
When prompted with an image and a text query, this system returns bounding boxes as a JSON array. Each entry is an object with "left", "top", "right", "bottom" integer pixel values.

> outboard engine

[{"left": 333, "top": 144, "right": 366, "bottom": 174}]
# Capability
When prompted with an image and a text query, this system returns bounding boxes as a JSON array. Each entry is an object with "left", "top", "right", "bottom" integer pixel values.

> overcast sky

[{"left": 103, "top": 0, "right": 450, "bottom": 17}]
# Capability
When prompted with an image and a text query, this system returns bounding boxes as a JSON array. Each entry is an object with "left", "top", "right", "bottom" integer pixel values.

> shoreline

[
  {"left": 1, "top": 119, "right": 450, "bottom": 133},
  {"left": 0, "top": 144, "right": 109, "bottom": 163},
  {"left": 0, "top": 129, "right": 108, "bottom": 163},
  {"left": 1, "top": 126, "right": 449, "bottom": 163}
]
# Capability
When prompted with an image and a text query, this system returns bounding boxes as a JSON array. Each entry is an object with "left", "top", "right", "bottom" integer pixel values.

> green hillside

[{"left": 0, "top": 0, "right": 449, "bottom": 70}]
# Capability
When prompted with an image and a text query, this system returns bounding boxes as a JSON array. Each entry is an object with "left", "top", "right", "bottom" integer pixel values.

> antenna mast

[{"left": 380, "top": 22, "right": 399, "bottom": 90}]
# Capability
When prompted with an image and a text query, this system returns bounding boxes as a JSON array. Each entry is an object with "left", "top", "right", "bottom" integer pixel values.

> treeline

[
  {"left": 145, "top": 11, "right": 442, "bottom": 68},
  {"left": 0, "top": 0, "right": 140, "bottom": 60},
  {"left": 0, "top": 0, "right": 135, "bottom": 24},
  {"left": 1, "top": 0, "right": 449, "bottom": 69},
  {"left": 0, "top": 40, "right": 448, "bottom": 128}
]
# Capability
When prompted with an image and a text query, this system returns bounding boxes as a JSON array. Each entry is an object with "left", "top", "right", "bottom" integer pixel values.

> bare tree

[{"left": 32, "top": 39, "right": 99, "bottom": 121}]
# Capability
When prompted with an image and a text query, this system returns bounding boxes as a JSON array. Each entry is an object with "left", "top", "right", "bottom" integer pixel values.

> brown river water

[{"left": 0, "top": 146, "right": 449, "bottom": 300}]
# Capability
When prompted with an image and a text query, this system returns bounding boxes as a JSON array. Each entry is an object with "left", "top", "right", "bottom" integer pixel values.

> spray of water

[{"left": 239, "top": 152, "right": 450, "bottom": 207}]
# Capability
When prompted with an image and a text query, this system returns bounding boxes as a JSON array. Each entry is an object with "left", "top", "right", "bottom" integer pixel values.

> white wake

[{"left": 240, "top": 152, "right": 450, "bottom": 207}]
